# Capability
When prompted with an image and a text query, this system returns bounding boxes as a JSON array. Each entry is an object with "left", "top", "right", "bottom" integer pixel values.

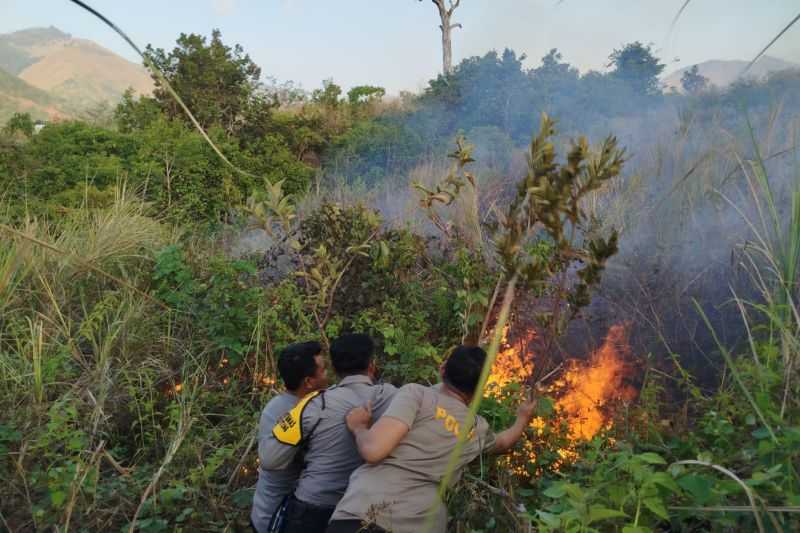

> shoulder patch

[{"left": 272, "top": 391, "right": 320, "bottom": 446}]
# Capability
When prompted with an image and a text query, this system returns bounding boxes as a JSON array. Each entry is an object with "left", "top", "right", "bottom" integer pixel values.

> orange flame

[
  {"left": 553, "top": 324, "right": 636, "bottom": 440},
  {"left": 487, "top": 322, "right": 635, "bottom": 443}
]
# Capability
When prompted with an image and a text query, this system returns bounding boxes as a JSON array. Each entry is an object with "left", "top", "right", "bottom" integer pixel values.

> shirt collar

[{"left": 337, "top": 374, "right": 374, "bottom": 387}]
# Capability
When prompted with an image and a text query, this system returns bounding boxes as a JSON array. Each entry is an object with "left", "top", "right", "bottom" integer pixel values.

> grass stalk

[
  {"left": 423, "top": 274, "right": 518, "bottom": 533},
  {"left": 692, "top": 299, "right": 777, "bottom": 443},
  {"left": 672, "top": 460, "right": 765, "bottom": 533}
]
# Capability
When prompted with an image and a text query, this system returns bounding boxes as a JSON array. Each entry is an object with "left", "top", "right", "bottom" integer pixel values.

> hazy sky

[{"left": 2, "top": 0, "right": 798, "bottom": 94}]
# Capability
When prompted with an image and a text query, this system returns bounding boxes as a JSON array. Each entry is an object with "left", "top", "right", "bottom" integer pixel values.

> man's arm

[
  {"left": 346, "top": 403, "right": 410, "bottom": 464},
  {"left": 259, "top": 398, "right": 321, "bottom": 469},
  {"left": 259, "top": 433, "right": 301, "bottom": 469},
  {"left": 491, "top": 395, "right": 537, "bottom": 454}
]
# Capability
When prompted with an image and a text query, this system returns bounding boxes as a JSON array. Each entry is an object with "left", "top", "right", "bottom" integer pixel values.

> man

[
  {"left": 326, "top": 345, "right": 537, "bottom": 533},
  {"left": 251, "top": 341, "right": 329, "bottom": 533},
  {"left": 260, "top": 333, "right": 397, "bottom": 533}
]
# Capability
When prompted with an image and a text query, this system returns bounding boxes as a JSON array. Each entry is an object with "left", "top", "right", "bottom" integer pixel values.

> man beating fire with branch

[{"left": 325, "top": 345, "right": 537, "bottom": 533}]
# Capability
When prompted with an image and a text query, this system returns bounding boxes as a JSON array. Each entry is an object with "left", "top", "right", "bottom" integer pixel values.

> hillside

[
  {"left": 0, "top": 26, "right": 153, "bottom": 114},
  {"left": 0, "top": 66, "right": 66, "bottom": 123},
  {"left": 663, "top": 55, "right": 798, "bottom": 91}
]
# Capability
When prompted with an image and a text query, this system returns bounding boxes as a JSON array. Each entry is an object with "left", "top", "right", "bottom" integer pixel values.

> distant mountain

[
  {"left": 663, "top": 56, "right": 799, "bottom": 92},
  {"left": 0, "top": 26, "right": 153, "bottom": 117},
  {"left": 0, "top": 66, "right": 67, "bottom": 123}
]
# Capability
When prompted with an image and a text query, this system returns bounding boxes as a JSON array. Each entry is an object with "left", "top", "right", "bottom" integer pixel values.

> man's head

[
  {"left": 441, "top": 345, "right": 487, "bottom": 398},
  {"left": 277, "top": 341, "right": 328, "bottom": 395},
  {"left": 330, "top": 333, "right": 376, "bottom": 378}
]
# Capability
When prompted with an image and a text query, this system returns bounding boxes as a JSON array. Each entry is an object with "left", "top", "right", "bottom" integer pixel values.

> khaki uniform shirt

[
  {"left": 260, "top": 374, "right": 397, "bottom": 508},
  {"left": 331, "top": 383, "right": 496, "bottom": 533}
]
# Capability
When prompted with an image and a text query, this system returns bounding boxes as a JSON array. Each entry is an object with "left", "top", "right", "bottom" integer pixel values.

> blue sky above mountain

[{"left": 1, "top": 0, "right": 798, "bottom": 94}]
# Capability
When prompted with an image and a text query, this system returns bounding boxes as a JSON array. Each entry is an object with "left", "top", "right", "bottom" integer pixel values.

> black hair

[
  {"left": 330, "top": 333, "right": 374, "bottom": 377},
  {"left": 443, "top": 345, "right": 487, "bottom": 396},
  {"left": 277, "top": 341, "right": 323, "bottom": 391}
]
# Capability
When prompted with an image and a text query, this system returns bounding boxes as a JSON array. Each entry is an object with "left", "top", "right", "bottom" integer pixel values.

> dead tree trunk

[{"left": 423, "top": 0, "right": 462, "bottom": 74}]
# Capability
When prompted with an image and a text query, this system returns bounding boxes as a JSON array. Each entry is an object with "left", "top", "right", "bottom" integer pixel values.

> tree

[
  {"left": 347, "top": 85, "right": 386, "bottom": 105},
  {"left": 419, "top": 0, "right": 463, "bottom": 74},
  {"left": 681, "top": 64, "right": 709, "bottom": 95},
  {"left": 608, "top": 41, "right": 665, "bottom": 97},
  {"left": 311, "top": 79, "right": 343, "bottom": 108},
  {"left": 2, "top": 112, "right": 34, "bottom": 138},
  {"left": 144, "top": 29, "right": 265, "bottom": 136},
  {"left": 532, "top": 49, "right": 580, "bottom": 113},
  {"left": 114, "top": 88, "right": 162, "bottom": 133}
]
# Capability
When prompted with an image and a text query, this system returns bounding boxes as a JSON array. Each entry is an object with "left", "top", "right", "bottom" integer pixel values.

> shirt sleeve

[
  {"left": 259, "top": 396, "right": 322, "bottom": 470},
  {"left": 370, "top": 382, "right": 399, "bottom": 420},
  {"left": 379, "top": 384, "right": 423, "bottom": 428}
]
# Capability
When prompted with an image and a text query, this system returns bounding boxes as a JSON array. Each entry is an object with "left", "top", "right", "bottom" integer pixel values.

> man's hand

[
  {"left": 346, "top": 401, "right": 373, "bottom": 432},
  {"left": 493, "top": 389, "right": 538, "bottom": 454},
  {"left": 515, "top": 389, "right": 538, "bottom": 423}
]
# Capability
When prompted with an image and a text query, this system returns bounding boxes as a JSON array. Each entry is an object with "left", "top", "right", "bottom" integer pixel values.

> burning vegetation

[{"left": 488, "top": 322, "right": 637, "bottom": 444}]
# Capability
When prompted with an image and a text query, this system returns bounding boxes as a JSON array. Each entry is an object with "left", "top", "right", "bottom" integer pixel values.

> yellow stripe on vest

[{"left": 272, "top": 391, "right": 320, "bottom": 446}]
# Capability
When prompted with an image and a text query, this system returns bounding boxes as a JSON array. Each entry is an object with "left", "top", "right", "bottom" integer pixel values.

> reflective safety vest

[{"left": 272, "top": 390, "right": 326, "bottom": 446}]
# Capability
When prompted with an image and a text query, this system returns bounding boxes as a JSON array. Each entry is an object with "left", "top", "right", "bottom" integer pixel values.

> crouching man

[
  {"left": 251, "top": 341, "right": 329, "bottom": 532},
  {"left": 326, "top": 345, "right": 537, "bottom": 533},
  {"left": 261, "top": 333, "right": 397, "bottom": 533}
]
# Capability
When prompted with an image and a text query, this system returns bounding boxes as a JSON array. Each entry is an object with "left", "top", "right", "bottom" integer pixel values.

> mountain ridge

[
  {"left": 663, "top": 56, "right": 799, "bottom": 92},
  {"left": 0, "top": 26, "right": 153, "bottom": 120}
]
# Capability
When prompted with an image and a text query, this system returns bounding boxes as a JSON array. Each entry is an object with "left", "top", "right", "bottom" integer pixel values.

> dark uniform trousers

[
  {"left": 325, "top": 520, "right": 388, "bottom": 533},
  {"left": 282, "top": 494, "right": 336, "bottom": 533}
]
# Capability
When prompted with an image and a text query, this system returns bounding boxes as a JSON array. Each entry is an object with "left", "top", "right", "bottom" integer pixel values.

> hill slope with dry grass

[{"left": 0, "top": 26, "right": 153, "bottom": 117}]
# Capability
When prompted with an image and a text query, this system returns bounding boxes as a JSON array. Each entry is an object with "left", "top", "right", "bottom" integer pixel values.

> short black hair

[
  {"left": 330, "top": 333, "right": 374, "bottom": 377},
  {"left": 443, "top": 345, "right": 487, "bottom": 396},
  {"left": 277, "top": 341, "right": 322, "bottom": 391}
]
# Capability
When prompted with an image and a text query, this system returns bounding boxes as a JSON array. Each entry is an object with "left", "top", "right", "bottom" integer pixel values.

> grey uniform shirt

[
  {"left": 260, "top": 375, "right": 397, "bottom": 508},
  {"left": 251, "top": 392, "right": 300, "bottom": 533}
]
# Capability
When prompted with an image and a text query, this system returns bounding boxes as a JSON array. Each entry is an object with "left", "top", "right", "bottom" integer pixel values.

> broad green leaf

[
  {"left": 752, "top": 427, "right": 772, "bottom": 440},
  {"left": 622, "top": 526, "right": 652, "bottom": 533},
  {"left": 637, "top": 452, "right": 667, "bottom": 465},
  {"left": 678, "top": 474, "right": 713, "bottom": 504},
  {"left": 543, "top": 483, "right": 567, "bottom": 498},
  {"left": 647, "top": 472, "right": 680, "bottom": 493},
  {"left": 588, "top": 505, "right": 628, "bottom": 523},
  {"left": 50, "top": 490, "right": 66, "bottom": 507},
  {"left": 536, "top": 510, "right": 561, "bottom": 528},
  {"left": 642, "top": 497, "right": 669, "bottom": 520}
]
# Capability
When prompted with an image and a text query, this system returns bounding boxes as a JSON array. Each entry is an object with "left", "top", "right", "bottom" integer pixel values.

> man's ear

[{"left": 368, "top": 359, "right": 378, "bottom": 378}]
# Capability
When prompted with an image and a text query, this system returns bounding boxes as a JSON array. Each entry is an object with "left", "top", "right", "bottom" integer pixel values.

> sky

[{"left": 1, "top": 0, "right": 799, "bottom": 94}]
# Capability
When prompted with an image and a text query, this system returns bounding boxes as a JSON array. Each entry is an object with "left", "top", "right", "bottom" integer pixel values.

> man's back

[
  {"left": 330, "top": 383, "right": 496, "bottom": 533},
  {"left": 263, "top": 375, "right": 397, "bottom": 507},
  {"left": 251, "top": 392, "right": 300, "bottom": 532}
]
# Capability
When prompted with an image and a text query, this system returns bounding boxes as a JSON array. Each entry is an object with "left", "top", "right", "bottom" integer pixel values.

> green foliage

[
  {"left": 3, "top": 111, "right": 34, "bottom": 137},
  {"left": 680, "top": 65, "right": 709, "bottom": 95},
  {"left": 347, "top": 85, "right": 386, "bottom": 106},
  {"left": 530, "top": 448, "right": 679, "bottom": 532},
  {"left": 608, "top": 41, "right": 665, "bottom": 97},
  {"left": 492, "top": 114, "right": 621, "bottom": 349},
  {"left": 153, "top": 244, "right": 262, "bottom": 361},
  {"left": 144, "top": 29, "right": 264, "bottom": 136}
]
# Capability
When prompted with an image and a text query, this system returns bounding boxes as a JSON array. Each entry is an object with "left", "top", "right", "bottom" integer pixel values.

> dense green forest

[{"left": 1, "top": 27, "right": 799, "bottom": 532}]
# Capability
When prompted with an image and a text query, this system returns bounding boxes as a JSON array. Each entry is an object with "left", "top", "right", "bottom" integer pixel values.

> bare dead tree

[{"left": 420, "top": 0, "right": 463, "bottom": 74}]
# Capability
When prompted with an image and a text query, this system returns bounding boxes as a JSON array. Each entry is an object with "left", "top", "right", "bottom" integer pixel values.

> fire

[
  {"left": 554, "top": 324, "right": 636, "bottom": 440},
  {"left": 486, "top": 326, "right": 535, "bottom": 392},
  {"left": 487, "top": 322, "right": 635, "bottom": 443}
]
